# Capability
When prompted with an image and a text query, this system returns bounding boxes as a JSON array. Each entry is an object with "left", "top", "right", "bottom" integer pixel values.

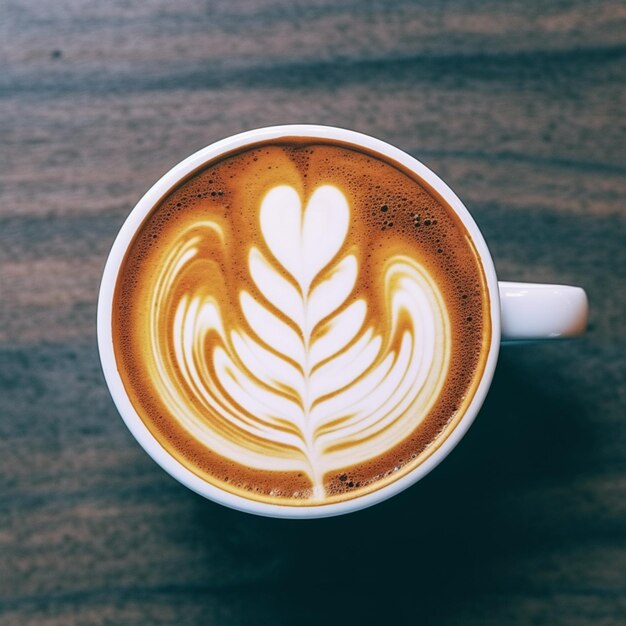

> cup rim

[{"left": 97, "top": 124, "right": 501, "bottom": 519}]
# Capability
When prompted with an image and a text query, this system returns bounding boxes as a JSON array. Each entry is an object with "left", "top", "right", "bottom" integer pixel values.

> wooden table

[{"left": 2, "top": 1, "right": 625, "bottom": 623}]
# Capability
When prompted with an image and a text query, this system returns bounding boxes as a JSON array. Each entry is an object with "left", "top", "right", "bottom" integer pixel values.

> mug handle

[{"left": 499, "top": 282, "right": 589, "bottom": 341}]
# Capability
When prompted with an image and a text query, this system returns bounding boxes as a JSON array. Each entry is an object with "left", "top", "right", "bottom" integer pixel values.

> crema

[{"left": 113, "top": 139, "right": 491, "bottom": 505}]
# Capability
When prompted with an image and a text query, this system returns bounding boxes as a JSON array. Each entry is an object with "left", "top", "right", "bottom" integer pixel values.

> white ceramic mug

[{"left": 97, "top": 125, "right": 589, "bottom": 519}]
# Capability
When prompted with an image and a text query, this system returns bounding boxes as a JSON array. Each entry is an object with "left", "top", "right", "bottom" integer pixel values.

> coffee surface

[{"left": 113, "top": 139, "right": 491, "bottom": 505}]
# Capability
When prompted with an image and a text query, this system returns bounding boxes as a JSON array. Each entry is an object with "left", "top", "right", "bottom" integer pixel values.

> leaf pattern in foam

[{"left": 149, "top": 184, "right": 451, "bottom": 499}]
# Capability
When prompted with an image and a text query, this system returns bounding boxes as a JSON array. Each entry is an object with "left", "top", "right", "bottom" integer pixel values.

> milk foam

[{"left": 146, "top": 183, "right": 451, "bottom": 500}]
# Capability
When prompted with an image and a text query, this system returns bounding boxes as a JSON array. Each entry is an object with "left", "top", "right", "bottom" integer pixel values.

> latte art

[
  {"left": 114, "top": 140, "right": 490, "bottom": 505},
  {"left": 148, "top": 183, "right": 451, "bottom": 499}
]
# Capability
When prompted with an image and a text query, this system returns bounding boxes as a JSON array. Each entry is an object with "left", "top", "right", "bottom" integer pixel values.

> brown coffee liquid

[{"left": 113, "top": 139, "right": 491, "bottom": 506}]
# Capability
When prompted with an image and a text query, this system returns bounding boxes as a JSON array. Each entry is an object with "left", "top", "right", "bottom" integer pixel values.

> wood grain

[{"left": 1, "top": 0, "right": 625, "bottom": 624}]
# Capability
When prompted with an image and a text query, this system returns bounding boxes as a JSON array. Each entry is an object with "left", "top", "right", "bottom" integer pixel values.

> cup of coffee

[{"left": 98, "top": 125, "right": 588, "bottom": 518}]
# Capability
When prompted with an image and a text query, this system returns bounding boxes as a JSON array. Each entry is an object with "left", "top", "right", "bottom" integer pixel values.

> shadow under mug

[{"left": 97, "top": 125, "right": 589, "bottom": 519}]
